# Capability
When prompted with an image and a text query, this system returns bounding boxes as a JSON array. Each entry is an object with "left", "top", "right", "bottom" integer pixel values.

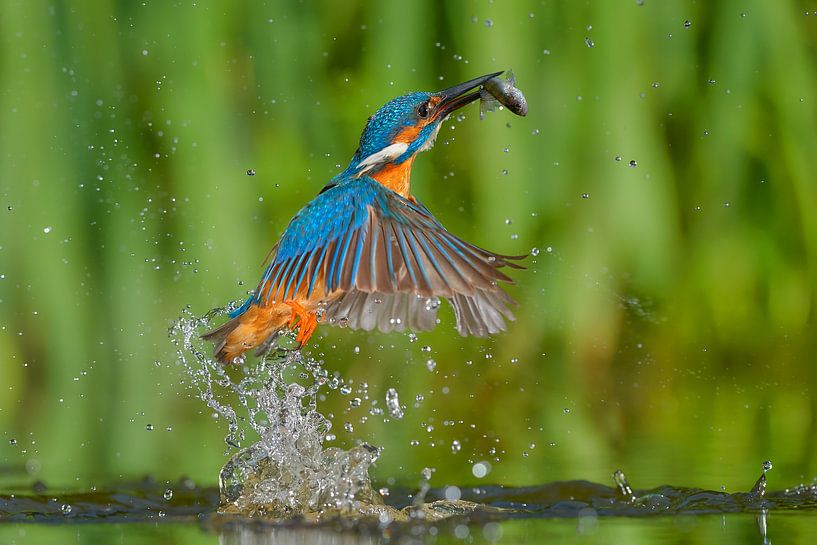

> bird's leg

[
  {"left": 295, "top": 313, "right": 317, "bottom": 346},
  {"left": 285, "top": 300, "right": 305, "bottom": 328},
  {"left": 283, "top": 300, "right": 318, "bottom": 346}
]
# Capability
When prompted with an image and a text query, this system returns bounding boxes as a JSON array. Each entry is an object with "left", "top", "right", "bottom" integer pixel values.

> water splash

[
  {"left": 748, "top": 459, "right": 773, "bottom": 500},
  {"left": 169, "top": 306, "right": 383, "bottom": 518}
]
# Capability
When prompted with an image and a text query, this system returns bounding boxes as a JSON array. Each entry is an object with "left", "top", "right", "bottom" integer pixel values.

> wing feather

[{"left": 250, "top": 177, "right": 523, "bottom": 336}]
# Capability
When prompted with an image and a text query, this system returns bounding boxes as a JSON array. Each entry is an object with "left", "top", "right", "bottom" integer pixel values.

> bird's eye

[{"left": 416, "top": 101, "right": 430, "bottom": 119}]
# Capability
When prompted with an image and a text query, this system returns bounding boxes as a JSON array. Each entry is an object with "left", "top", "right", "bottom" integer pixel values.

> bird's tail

[{"left": 201, "top": 303, "right": 290, "bottom": 364}]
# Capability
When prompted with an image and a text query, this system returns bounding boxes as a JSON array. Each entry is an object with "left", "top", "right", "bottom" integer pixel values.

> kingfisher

[{"left": 203, "top": 72, "right": 526, "bottom": 364}]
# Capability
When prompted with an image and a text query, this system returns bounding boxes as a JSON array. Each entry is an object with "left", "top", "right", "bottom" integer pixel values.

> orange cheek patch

[{"left": 394, "top": 124, "right": 422, "bottom": 144}]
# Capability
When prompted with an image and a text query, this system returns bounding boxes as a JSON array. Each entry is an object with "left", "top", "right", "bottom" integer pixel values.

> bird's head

[{"left": 347, "top": 72, "right": 502, "bottom": 195}]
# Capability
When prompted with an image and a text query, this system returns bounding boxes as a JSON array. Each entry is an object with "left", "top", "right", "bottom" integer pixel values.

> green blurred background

[{"left": 1, "top": 0, "right": 816, "bottom": 496}]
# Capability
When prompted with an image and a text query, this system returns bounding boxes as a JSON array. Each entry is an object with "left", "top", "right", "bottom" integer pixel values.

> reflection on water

[
  {"left": 0, "top": 512, "right": 806, "bottom": 545},
  {"left": 217, "top": 526, "right": 376, "bottom": 545}
]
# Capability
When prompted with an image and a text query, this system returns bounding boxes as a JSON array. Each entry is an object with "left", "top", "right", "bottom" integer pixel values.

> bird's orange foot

[{"left": 284, "top": 300, "right": 318, "bottom": 347}]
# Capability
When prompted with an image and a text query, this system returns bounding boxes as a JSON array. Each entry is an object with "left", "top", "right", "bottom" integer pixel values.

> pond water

[{"left": 2, "top": 472, "right": 817, "bottom": 544}]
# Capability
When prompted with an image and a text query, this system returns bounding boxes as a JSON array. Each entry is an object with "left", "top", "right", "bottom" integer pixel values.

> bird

[{"left": 203, "top": 72, "right": 525, "bottom": 364}]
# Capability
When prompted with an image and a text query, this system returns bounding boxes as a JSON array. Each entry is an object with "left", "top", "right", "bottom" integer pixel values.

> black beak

[{"left": 436, "top": 71, "right": 503, "bottom": 117}]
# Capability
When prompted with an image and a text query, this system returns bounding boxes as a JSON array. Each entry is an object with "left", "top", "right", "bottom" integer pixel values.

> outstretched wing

[{"left": 251, "top": 176, "right": 524, "bottom": 336}]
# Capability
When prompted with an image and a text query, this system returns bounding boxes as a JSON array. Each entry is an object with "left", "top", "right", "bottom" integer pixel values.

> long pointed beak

[{"left": 435, "top": 71, "right": 503, "bottom": 117}]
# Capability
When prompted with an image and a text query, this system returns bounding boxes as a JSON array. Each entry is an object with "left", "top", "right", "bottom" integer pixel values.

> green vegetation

[{"left": 1, "top": 0, "right": 815, "bottom": 495}]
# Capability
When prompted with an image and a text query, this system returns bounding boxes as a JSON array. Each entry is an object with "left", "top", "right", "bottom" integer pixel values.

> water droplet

[
  {"left": 145, "top": 424, "right": 154, "bottom": 431},
  {"left": 61, "top": 504, "right": 72, "bottom": 515},
  {"left": 563, "top": 407, "right": 571, "bottom": 414},
  {"left": 338, "top": 317, "right": 349, "bottom": 328},
  {"left": 683, "top": 20, "right": 692, "bottom": 28},
  {"left": 9, "top": 438, "right": 17, "bottom": 446},
  {"left": 163, "top": 489, "right": 173, "bottom": 500},
  {"left": 246, "top": 169, "right": 256, "bottom": 176},
  {"left": 615, "top": 155, "right": 622, "bottom": 162},
  {"left": 472, "top": 461, "right": 490, "bottom": 478},
  {"left": 585, "top": 37, "right": 595, "bottom": 48},
  {"left": 420, "top": 345, "right": 431, "bottom": 353},
  {"left": 424, "top": 297, "right": 440, "bottom": 311},
  {"left": 385, "top": 388, "right": 404, "bottom": 419},
  {"left": 43, "top": 226, "right": 52, "bottom": 234},
  {"left": 444, "top": 485, "right": 462, "bottom": 500},
  {"left": 421, "top": 467, "right": 433, "bottom": 480},
  {"left": 628, "top": 160, "right": 638, "bottom": 168},
  {"left": 484, "top": 19, "right": 493, "bottom": 27},
  {"left": 530, "top": 247, "right": 540, "bottom": 257},
  {"left": 426, "top": 359, "right": 437, "bottom": 372},
  {"left": 581, "top": 193, "right": 590, "bottom": 199},
  {"left": 762, "top": 460, "right": 773, "bottom": 473},
  {"left": 451, "top": 440, "right": 462, "bottom": 453}
]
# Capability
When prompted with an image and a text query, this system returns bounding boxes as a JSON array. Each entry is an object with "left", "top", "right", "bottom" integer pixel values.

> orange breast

[{"left": 370, "top": 156, "right": 415, "bottom": 198}]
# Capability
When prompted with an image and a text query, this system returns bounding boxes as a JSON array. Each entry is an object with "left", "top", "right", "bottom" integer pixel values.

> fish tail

[
  {"left": 201, "top": 303, "right": 290, "bottom": 364},
  {"left": 479, "top": 89, "right": 500, "bottom": 120}
]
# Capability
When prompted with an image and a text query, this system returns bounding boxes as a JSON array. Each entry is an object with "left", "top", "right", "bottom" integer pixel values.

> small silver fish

[{"left": 479, "top": 70, "right": 528, "bottom": 119}]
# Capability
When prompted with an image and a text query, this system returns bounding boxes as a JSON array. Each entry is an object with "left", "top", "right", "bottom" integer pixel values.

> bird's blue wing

[
  {"left": 250, "top": 177, "right": 524, "bottom": 336},
  {"left": 249, "top": 178, "right": 375, "bottom": 305}
]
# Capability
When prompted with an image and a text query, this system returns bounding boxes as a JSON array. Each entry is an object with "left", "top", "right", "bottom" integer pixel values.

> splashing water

[{"left": 169, "top": 306, "right": 383, "bottom": 518}]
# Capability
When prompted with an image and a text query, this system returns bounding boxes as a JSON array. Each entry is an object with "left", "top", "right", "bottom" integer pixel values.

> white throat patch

[
  {"left": 418, "top": 123, "right": 442, "bottom": 153},
  {"left": 356, "top": 142, "right": 409, "bottom": 176}
]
